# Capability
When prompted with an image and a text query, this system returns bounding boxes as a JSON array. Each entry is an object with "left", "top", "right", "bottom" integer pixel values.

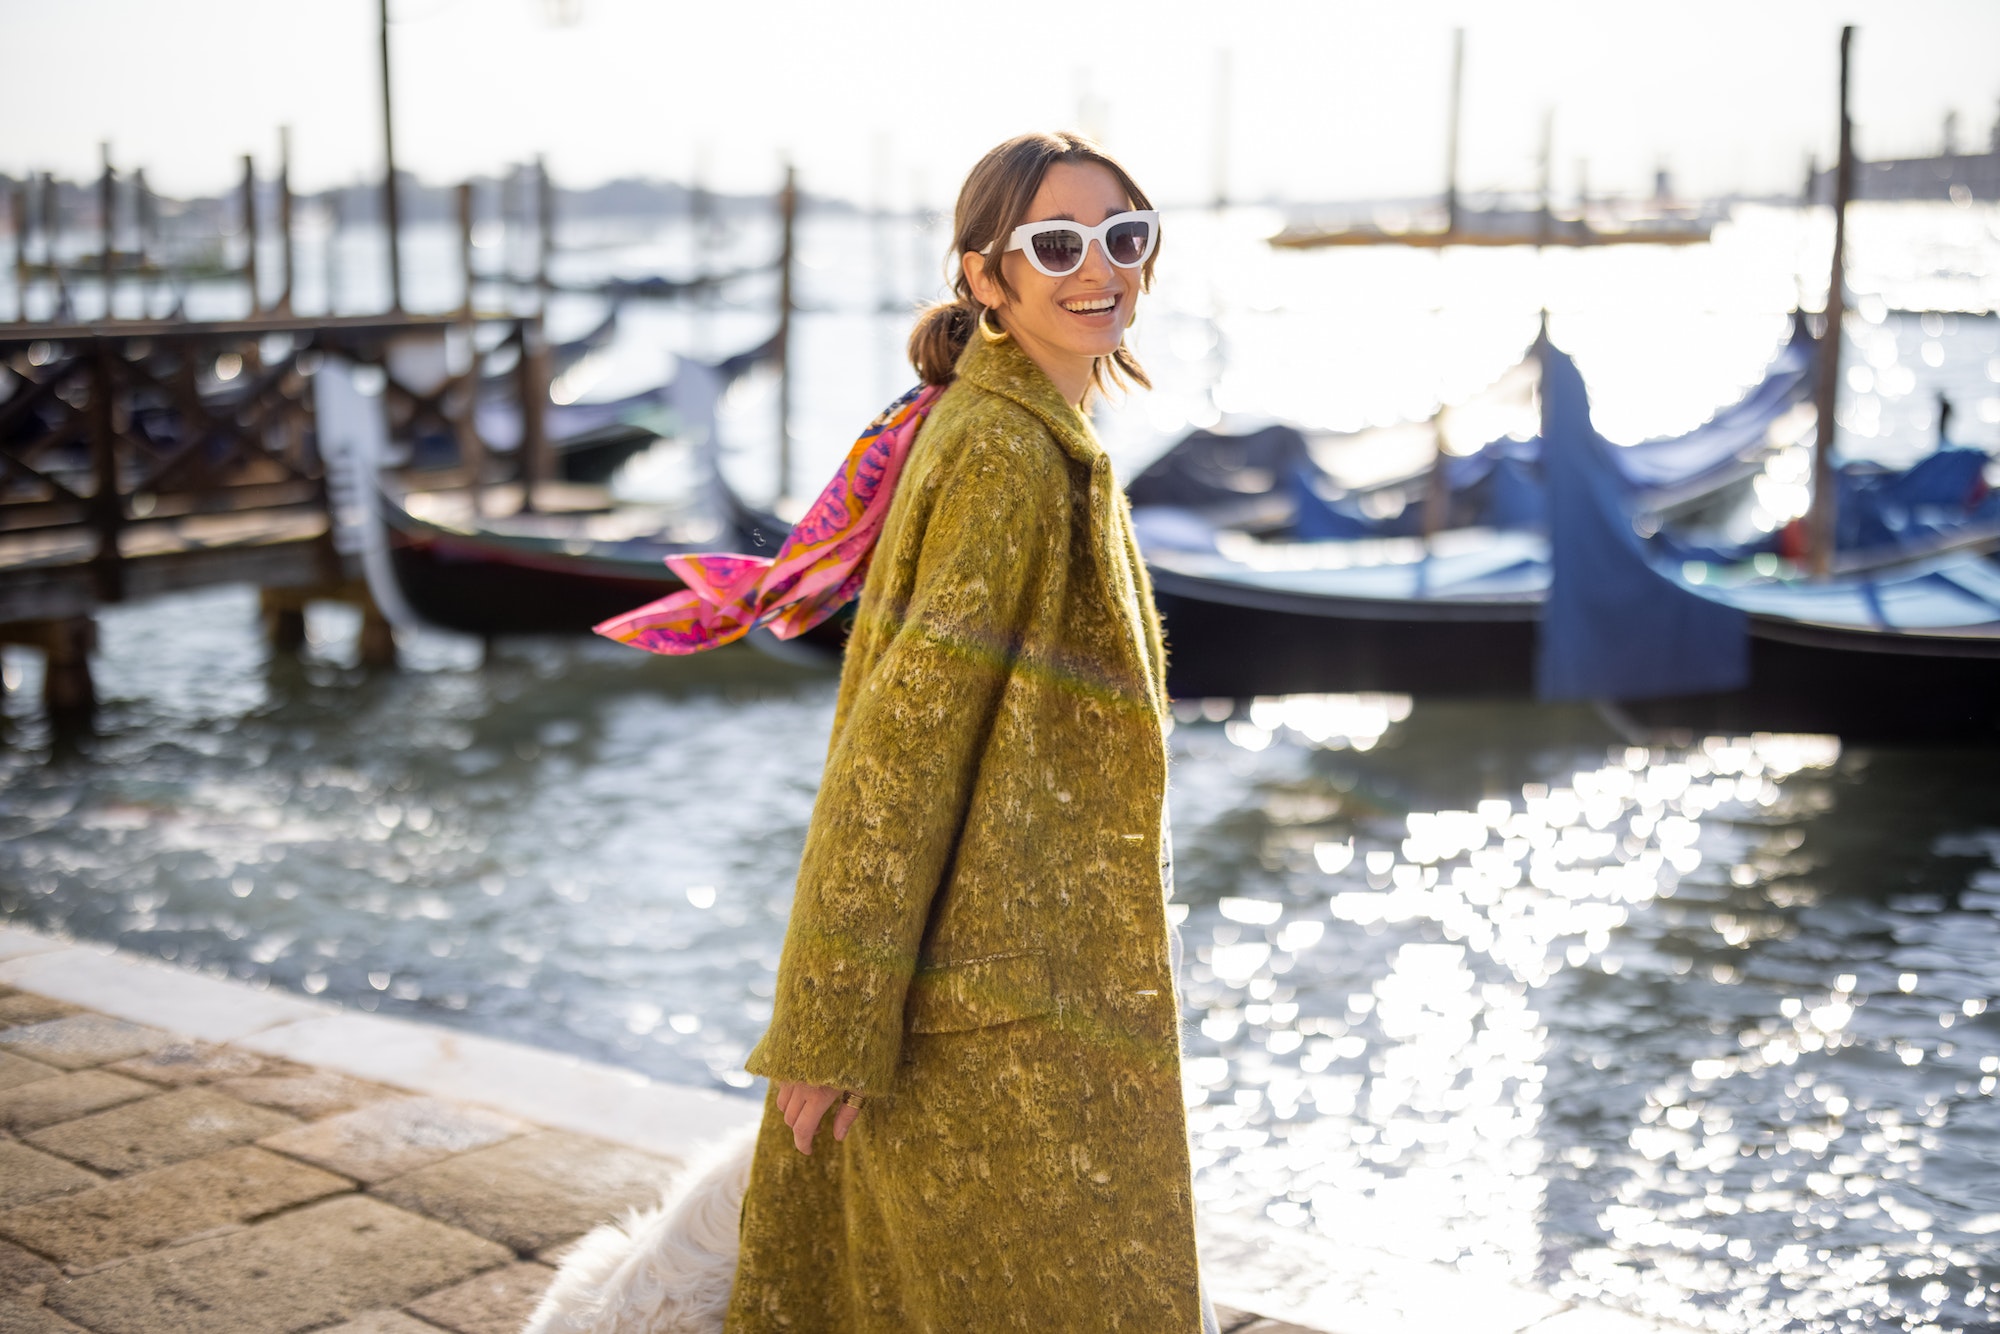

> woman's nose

[{"left": 1075, "top": 238, "right": 1116, "bottom": 282}]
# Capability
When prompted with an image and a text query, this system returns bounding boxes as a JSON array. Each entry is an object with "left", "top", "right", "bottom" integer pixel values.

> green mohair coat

[{"left": 725, "top": 333, "right": 1200, "bottom": 1333}]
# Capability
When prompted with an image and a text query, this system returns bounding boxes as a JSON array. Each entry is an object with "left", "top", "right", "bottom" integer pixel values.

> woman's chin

[{"left": 1049, "top": 334, "right": 1128, "bottom": 362}]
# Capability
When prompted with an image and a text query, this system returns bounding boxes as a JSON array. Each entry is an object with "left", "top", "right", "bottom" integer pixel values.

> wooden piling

[
  {"left": 87, "top": 349, "right": 125, "bottom": 601},
  {"left": 242, "top": 154, "right": 261, "bottom": 314},
  {"left": 134, "top": 168, "right": 155, "bottom": 314},
  {"left": 776, "top": 163, "right": 798, "bottom": 505},
  {"left": 457, "top": 181, "right": 475, "bottom": 318},
  {"left": 325, "top": 187, "right": 343, "bottom": 316},
  {"left": 691, "top": 150, "right": 713, "bottom": 354},
  {"left": 41, "top": 173, "right": 70, "bottom": 319},
  {"left": 516, "top": 316, "right": 552, "bottom": 514},
  {"left": 1806, "top": 26, "right": 1854, "bottom": 578},
  {"left": 42, "top": 617, "right": 97, "bottom": 733},
  {"left": 378, "top": 0, "right": 404, "bottom": 312},
  {"left": 260, "top": 587, "right": 309, "bottom": 653},
  {"left": 1443, "top": 29, "right": 1464, "bottom": 233},
  {"left": 535, "top": 155, "right": 554, "bottom": 311},
  {"left": 98, "top": 144, "right": 115, "bottom": 317},
  {"left": 1421, "top": 406, "right": 1450, "bottom": 539},
  {"left": 277, "top": 127, "right": 295, "bottom": 315},
  {"left": 359, "top": 604, "right": 397, "bottom": 669},
  {"left": 9, "top": 181, "right": 25, "bottom": 322}
]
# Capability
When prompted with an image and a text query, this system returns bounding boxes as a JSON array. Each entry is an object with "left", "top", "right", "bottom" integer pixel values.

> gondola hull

[
  {"left": 1150, "top": 563, "right": 2000, "bottom": 743},
  {"left": 387, "top": 519, "right": 687, "bottom": 637},
  {"left": 1618, "top": 622, "right": 2000, "bottom": 744},
  {"left": 1151, "top": 568, "right": 1539, "bottom": 698},
  {"left": 383, "top": 504, "right": 854, "bottom": 654}
]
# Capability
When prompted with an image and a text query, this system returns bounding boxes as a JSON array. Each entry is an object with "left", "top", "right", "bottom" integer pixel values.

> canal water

[
  {"left": 2, "top": 590, "right": 1997, "bottom": 1333},
  {"left": 4, "top": 199, "right": 1999, "bottom": 1331}
]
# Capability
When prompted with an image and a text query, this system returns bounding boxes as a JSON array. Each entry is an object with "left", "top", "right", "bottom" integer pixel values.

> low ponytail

[{"left": 907, "top": 299, "right": 977, "bottom": 387}]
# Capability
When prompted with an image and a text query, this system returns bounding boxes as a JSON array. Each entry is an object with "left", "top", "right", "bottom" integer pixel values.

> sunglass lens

[
  {"left": 1030, "top": 229, "right": 1084, "bottom": 274},
  {"left": 1106, "top": 219, "right": 1152, "bottom": 266}
]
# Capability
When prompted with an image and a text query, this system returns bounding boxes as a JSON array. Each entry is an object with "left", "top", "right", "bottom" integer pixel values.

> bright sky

[{"left": 3, "top": 0, "right": 1997, "bottom": 207}]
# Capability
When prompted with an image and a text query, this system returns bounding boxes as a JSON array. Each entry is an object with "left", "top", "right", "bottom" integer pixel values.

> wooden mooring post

[
  {"left": 775, "top": 161, "right": 798, "bottom": 506},
  {"left": 10, "top": 181, "right": 27, "bottom": 322},
  {"left": 1805, "top": 26, "right": 1854, "bottom": 578},
  {"left": 277, "top": 127, "right": 296, "bottom": 316},
  {"left": 241, "top": 153, "right": 262, "bottom": 315}
]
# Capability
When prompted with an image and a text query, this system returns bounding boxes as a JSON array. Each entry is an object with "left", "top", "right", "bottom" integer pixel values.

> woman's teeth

[{"left": 1062, "top": 296, "right": 1118, "bottom": 314}]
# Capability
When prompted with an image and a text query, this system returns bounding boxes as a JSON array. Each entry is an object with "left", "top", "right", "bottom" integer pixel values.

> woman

[{"left": 722, "top": 132, "right": 1207, "bottom": 1333}]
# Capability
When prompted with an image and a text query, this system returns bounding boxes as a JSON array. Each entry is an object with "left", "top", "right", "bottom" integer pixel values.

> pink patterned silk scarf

[{"left": 593, "top": 383, "right": 944, "bottom": 655}]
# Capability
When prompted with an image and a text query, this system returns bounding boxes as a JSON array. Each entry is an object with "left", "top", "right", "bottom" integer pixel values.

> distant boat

[
  {"left": 382, "top": 496, "right": 720, "bottom": 637},
  {"left": 1144, "top": 330, "right": 2000, "bottom": 741},
  {"left": 1269, "top": 207, "right": 1716, "bottom": 251},
  {"left": 378, "top": 332, "right": 851, "bottom": 649},
  {"left": 1130, "top": 314, "right": 1817, "bottom": 552}
]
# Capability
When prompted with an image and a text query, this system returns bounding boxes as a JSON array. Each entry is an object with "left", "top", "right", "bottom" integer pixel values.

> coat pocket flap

[{"left": 905, "top": 951, "right": 1056, "bottom": 1035}]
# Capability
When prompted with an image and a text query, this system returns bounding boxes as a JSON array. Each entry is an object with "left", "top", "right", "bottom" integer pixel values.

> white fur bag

[{"left": 523, "top": 1126, "right": 758, "bottom": 1334}]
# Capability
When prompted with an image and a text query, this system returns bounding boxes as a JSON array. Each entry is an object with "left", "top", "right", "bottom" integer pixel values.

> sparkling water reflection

[{"left": 1, "top": 585, "right": 1997, "bottom": 1332}]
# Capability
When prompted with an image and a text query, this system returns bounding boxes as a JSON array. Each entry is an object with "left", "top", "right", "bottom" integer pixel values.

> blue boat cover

[
  {"left": 1839, "top": 448, "right": 1998, "bottom": 551},
  {"left": 1269, "top": 316, "right": 1816, "bottom": 542},
  {"left": 1127, "top": 424, "right": 1313, "bottom": 509},
  {"left": 1536, "top": 341, "right": 1751, "bottom": 701}
]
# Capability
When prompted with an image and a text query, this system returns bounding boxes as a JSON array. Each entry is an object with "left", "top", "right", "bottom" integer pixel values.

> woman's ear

[{"left": 962, "top": 250, "right": 1000, "bottom": 311}]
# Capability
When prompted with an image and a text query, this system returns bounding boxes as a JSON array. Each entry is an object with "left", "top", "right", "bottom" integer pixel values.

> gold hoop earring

[{"left": 977, "top": 309, "right": 1009, "bottom": 344}]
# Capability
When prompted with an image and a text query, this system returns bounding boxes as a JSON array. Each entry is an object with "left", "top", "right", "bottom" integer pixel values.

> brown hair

[{"left": 908, "top": 131, "right": 1157, "bottom": 397}]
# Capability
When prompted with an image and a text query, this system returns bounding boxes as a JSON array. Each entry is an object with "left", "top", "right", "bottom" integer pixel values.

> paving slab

[
  {"left": 107, "top": 1042, "right": 267, "bottom": 1087},
  {"left": 237, "top": 1011, "right": 759, "bottom": 1159},
  {"left": 0, "top": 1145, "right": 352, "bottom": 1271},
  {"left": 25, "top": 1086, "right": 296, "bottom": 1176},
  {"left": 46, "top": 1194, "right": 511, "bottom": 1334},
  {"left": 0, "top": 1050, "right": 60, "bottom": 1092},
  {"left": 0, "top": 1143, "right": 100, "bottom": 1211},
  {"left": 215, "top": 1067, "right": 400, "bottom": 1120},
  {"left": 0, "top": 946, "right": 327, "bottom": 1044},
  {"left": 0, "top": 1290, "right": 89, "bottom": 1334},
  {"left": 405, "top": 1261, "right": 556, "bottom": 1334},
  {"left": 261, "top": 1096, "right": 529, "bottom": 1184},
  {"left": 0, "top": 994, "right": 83, "bottom": 1028},
  {"left": 0, "top": 1015, "right": 175, "bottom": 1071},
  {"left": 0, "top": 1235, "right": 64, "bottom": 1295},
  {"left": 0, "top": 1070, "right": 154, "bottom": 1133},
  {"left": 371, "top": 1129, "right": 681, "bottom": 1255},
  {"left": 317, "top": 1313, "right": 449, "bottom": 1334}
]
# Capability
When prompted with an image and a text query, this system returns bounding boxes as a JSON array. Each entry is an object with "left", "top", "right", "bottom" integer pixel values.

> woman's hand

[{"left": 775, "top": 1081, "right": 863, "bottom": 1155}]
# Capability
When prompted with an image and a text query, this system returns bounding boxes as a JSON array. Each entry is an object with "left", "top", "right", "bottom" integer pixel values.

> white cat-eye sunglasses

[{"left": 1002, "top": 210, "right": 1160, "bottom": 278}]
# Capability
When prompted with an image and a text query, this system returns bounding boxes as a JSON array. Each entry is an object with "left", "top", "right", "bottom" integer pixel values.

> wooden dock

[{"left": 0, "top": 309, "right": 554, "bottom": 731}]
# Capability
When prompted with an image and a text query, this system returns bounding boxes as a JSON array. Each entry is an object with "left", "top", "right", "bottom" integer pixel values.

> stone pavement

[{"left": 0, "top": 927, "right": 1693, "bottom": 1334}]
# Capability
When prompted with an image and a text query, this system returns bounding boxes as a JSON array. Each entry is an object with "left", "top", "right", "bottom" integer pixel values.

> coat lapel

[
  {"left": 954, "top": 337, "right": 1168, "bottom": 722},
  {"left": 953, "top": 336, "right": 1101, "bottom": 465}
]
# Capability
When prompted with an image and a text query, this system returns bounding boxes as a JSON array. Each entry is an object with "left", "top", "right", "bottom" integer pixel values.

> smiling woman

[
  {"left": 723, "top": 133, "right": 1213, "bottom": 1333},
  {"left": 908, "top": 132, "right": 1160, "bottom": 407}
]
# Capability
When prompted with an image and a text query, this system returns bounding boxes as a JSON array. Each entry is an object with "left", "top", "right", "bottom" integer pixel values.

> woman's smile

[{"left": 1059, "top": 290, "right": 1123, "bottom": 321}]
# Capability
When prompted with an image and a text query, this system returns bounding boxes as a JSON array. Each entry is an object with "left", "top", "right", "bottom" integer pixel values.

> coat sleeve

[{"left": 743, "top": 423, "right": 1061, "bottom": 1095}]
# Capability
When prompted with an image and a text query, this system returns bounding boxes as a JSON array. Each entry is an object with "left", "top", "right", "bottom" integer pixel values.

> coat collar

[{"left": 953, "top": 333, "right": 1104, "bottom": 467}]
